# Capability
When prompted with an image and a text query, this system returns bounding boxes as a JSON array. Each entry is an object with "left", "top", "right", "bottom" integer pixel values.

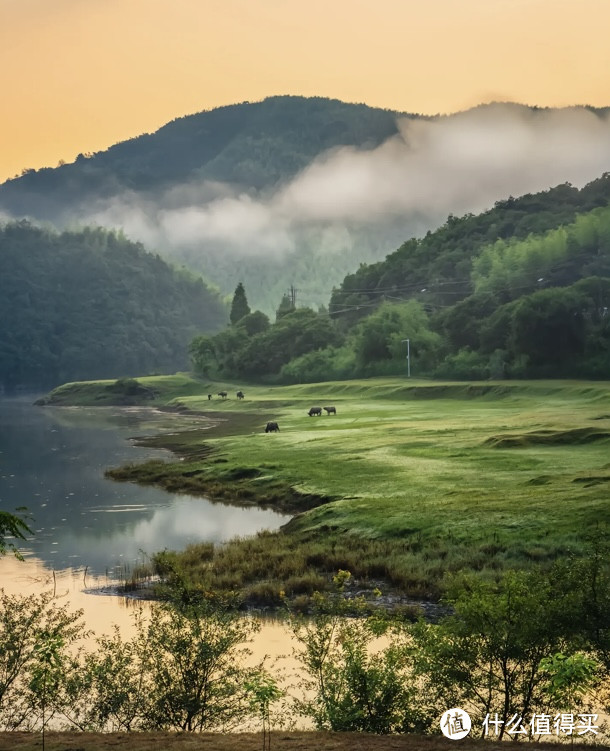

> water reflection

[
  {"left": 0, "top": 397, "right": 291, "bottom": 574},
  {"left": 0, "top": 555, "right": 300, "bottom": 676},
  {"left": 0, "top": 399, "right": 305, "bottom": 724},
  {"left": 48, "top": 495, "right": 292, "bottom": 572}
]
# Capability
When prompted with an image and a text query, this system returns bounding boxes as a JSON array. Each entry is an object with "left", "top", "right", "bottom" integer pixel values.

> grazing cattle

[
  {"left": 236, "top": 390, "right": 245, "bottom": 400},
  {"left": 308, "top": 406, "right": 322, "bottom": 416},
  {"left": 324, "top": 406, "right": 337, "bottom": 415},
  {"left": 265, "top": 421, "right": 280, "bottom": 433},
  {"left": 207, "top": 394, "right": 212, "bottom": 400},
  {"left": 218, "top": 391, "right": 228, "bottom": 399}
]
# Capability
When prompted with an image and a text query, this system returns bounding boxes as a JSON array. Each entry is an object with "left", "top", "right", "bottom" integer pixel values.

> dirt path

[{"left": 0, "top": 731, "right": 605, "bottom": 751}]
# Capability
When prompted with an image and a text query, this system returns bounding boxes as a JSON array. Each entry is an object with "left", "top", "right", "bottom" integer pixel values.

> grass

[
  {"left": 37, "top": 373, "right": 209, "bottom": 406},
  {"left": 47, "top": 375, "right": 610, "bottom": 605}
]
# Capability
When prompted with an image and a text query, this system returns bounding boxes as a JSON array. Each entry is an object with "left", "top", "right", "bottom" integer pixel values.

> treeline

[
  {"left": 1, "top": 559, "right": 609, "bottom": 737},
  {"left": 192, "top": 179, "right": 610, "bottom": 382},
  {"left": 0, "top": 222, "right": 227, "bottom": 390}
]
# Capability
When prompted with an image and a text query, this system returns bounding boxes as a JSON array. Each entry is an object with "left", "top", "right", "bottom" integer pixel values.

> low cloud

[
  {"left": 80, "top": 102, "right": 610, "bottom": 265},
  {"left": 278, "top": 104, "right": 610, "bottom": 223}
]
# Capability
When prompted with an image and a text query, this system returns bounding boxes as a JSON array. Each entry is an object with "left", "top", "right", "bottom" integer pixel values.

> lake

[
  {"left": 0, "top": 396, "right": 291, "bottom": 576},
  {"left": 0, "top": 396, "right": 293, "bottom": 648}
]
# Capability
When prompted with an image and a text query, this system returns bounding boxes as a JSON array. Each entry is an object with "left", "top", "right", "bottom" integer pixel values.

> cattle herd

[
  {"left": 308, "top": 405, "right": 337, "bottom": 416},
  {"left": 203, "top": 390, "right": 336, "bottom": 433},
  {"left": 268, "top": 405, "right": 337, "bottom": 432},
  {"left": 207, "top": 390, "right": 243, "bottom": 400}
]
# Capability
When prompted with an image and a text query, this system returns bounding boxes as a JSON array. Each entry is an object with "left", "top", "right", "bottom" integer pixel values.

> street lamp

[{"left": 401, "top": 338, "right": 411, "bottom": 377}]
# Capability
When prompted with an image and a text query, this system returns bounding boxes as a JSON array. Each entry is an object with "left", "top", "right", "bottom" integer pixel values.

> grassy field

[{"left": 49, "top": 376, "right": 610, "bottom": 604}]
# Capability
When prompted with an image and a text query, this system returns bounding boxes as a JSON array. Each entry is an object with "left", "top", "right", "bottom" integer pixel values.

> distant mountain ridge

[
  {"left": 2, "top": 96, "right": 610, "bottom": 314},
  {"left": 0, "top": 96, "right": 406, "bottom": 219}
]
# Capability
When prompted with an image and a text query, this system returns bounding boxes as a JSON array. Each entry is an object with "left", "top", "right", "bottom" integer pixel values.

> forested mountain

[
  {"left": 329, "top": 174, "right": 610, "bottom": 327},
  {"left": 0, "top": 222, "right": 226, "bottom": 390},
  {"left": 192, "top": 174, "right": 610, "bottom": 382},
  {"left": 0, "top": 97, "right": 404, "bottom": 218},
  {"left": 3, "top": 96, "right": 610, "bottom": 314}
]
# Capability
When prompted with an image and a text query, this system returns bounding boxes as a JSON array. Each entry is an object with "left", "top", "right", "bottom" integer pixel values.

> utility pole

[{"left": 401, "top": 339, "right": 411, "bottom": 377}]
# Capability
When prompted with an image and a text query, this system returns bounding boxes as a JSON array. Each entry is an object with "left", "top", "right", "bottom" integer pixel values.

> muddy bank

[
  {"left": 106, "top": 456, "right": 336, "bottom": 516},
  {"left": 104, "top": 405, "right": 337, "bottom": 515},
  {"left": 5, "top": 730, "right": 602, "bottom": 751}
]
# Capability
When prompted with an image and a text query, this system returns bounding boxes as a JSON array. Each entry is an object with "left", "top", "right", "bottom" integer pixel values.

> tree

[
  {"left": 189, "top": 335, "right": 217, "bottom": 378},
  {"left": 411, "top": 569, "right": 587, "bottom": 739},
  {"left": 353, "top": 301, "right": 443, "bottom": 373},
  {"left": 141, "top": 599, "right": 258, "bottom": 731},
  {"left": 509, "top": 287, "right": 589, "bottom": 370},
  {"left": 0, "top": 590, "right": 85, "bottom": 730},
  {"left": 0, "top": 222, "right": 227, "bottom": 389},
  {"left": 71, "top": 617, "right": 152, "bottom": 731},
  {"left": 245, "top": 667, "right": 283, "bottom": 751},
  {"left": 30, "top": 630, "right": 66, "bottom": 750},
  {"left": 539, "top": 652, "right": 600, "bottom": 714},
  {"left": 240, "top": 309, "right": 341, "bottom": 377},
  {"left": 0, "top": 508, "right": 31, "bottom": 559},
  {"left": 238, "top": 310, "right": 270, "bottom": 336},
  {"left": 290, "top": 572, "right": 421, "bottom": 733},
  {"left": 275, "top": 293, "right": 295, "bottom": 321},
  {"left": 230, "top": 282, "right": 251, "bottom": 325}
]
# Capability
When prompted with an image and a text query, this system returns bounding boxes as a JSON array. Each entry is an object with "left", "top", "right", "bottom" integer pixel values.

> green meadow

[{"left": 50, "top": 376, "right": 610, "bottom": 603}]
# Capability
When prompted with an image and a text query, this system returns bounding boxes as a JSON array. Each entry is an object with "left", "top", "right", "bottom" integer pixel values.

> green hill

[
  {"left": 0, "top": 222, "right": 227, "bottom": 390},
  {"left": 330, "top": 173, "right": 610, "bottom": 326},
  {"left": 192, "top": 174, "right": 610, "bottom": 384},
  {"left": 4, "top": 97, "right": 610, "bottom": 314},
  {"left": 0, "top": 96, "right": 405, "bottom": 219}
]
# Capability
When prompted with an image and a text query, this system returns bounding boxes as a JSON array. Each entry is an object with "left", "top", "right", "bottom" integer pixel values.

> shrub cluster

[{"left": 1, "top": 555, "right": 609, "bottom": 739}]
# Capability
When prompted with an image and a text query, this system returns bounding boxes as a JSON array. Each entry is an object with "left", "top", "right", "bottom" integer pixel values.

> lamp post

[{"left": 401, "top": 338, "right": 410, "bottom": 377}]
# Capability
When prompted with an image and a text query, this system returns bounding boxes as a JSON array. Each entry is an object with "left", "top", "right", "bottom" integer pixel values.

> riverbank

[{"left": 39, "top": 375, "right": 610, "bottom": 608}]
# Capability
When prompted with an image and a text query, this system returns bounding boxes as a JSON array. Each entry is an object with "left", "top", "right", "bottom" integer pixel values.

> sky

[{"left": 1, "top": 0, "right": 610, "bottom": 184}]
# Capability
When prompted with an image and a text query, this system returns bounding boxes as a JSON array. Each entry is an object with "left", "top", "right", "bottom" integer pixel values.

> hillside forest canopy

[
  {"left": 0, "top": 222, "right": 226, "bottom": 391},
  {"left": 0, "top": 97, "right": 409, "bottom": 314},
  {"left": 4, "top": 96, "right": 610, "bottom": 315},
  {"left": 191, "top": 174, "right": 610, "bottom": 383},
  {"left": 2, "top": 172, "right": 609, "bottom": 392}
]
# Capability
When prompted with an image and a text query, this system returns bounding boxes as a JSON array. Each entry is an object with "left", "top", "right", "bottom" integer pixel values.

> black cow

[
  {"left": 218, "top": 391, "right": 228, "bottom": 399},
  {"left": 236, "top": 390, "right": 245, "bottom": 399},
  {"left": 324, "top": 406, "right": 337, "bottom": 415},
  {"left": 265, "top": 421, "right": 280, "bottom": 433},
  {"left": 207, "top": 394, "right": 212, "bottom": 400},
  {"left": 308, "top": 406, "right": 322, "bottom": 416}
]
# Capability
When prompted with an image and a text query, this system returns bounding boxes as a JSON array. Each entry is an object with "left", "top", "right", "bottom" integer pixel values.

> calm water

[
  {"left": 0, "top": 396, "right": 291, "bottom": 576},
  {"left": 0, "top": 396, "right": 302, "bottom": 717}
]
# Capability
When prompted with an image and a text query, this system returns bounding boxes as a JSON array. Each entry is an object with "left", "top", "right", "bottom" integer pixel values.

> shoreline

[
  {"left": 101, "top": 405, "right": 441, "bottom": 614},
  {"left": 37, "top": 376, "right": 610, "bottom": 614}
]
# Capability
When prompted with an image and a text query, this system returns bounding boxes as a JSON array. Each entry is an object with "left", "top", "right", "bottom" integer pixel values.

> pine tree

[{"left": 230, "top": 282, "right": 251, "bottom": 324}]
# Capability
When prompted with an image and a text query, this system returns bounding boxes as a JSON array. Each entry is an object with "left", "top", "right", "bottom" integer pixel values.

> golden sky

[{"left": 1, "top": 0, "right": 609, "bottom": 183}]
